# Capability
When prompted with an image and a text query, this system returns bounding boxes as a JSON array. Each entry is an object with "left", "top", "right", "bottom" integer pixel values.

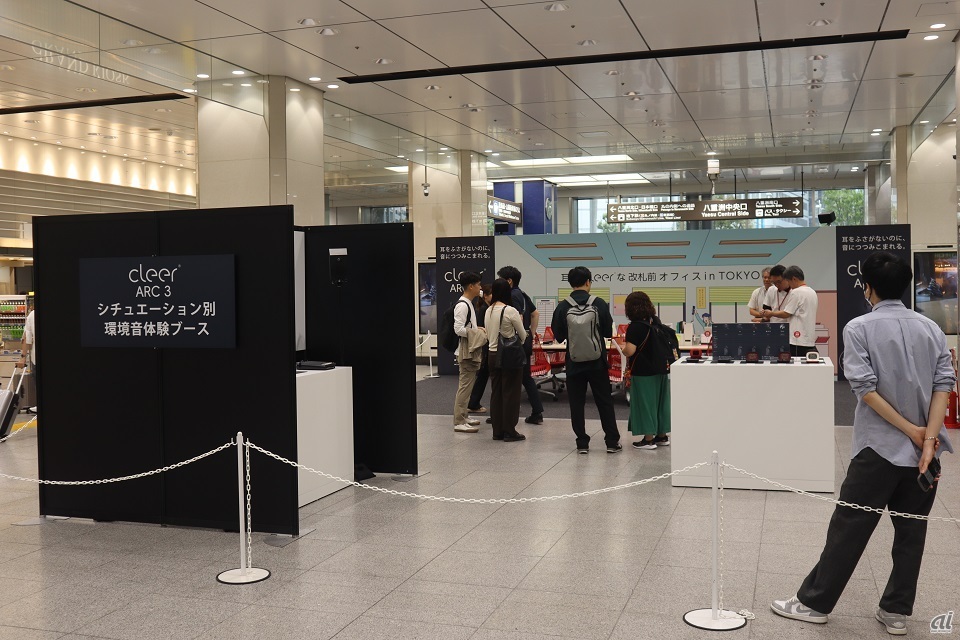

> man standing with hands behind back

[{"left": 772, "top": 252, "right": 953, "bottom": 635}]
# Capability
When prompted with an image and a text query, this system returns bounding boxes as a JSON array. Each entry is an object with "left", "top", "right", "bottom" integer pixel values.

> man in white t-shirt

[
  {"left": 763, "top": 264, "right": 791, "bottom": 324},
  {"left": 748, "top": 267, "right": 772, "bottom": 322},
  {"left": 762, "top": 265, "right": 818, "bottom": 356}
]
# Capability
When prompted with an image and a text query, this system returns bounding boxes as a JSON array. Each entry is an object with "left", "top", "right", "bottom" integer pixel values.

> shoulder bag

[{"left": 496, "top": 307, "right": 527, "bottom": 369}]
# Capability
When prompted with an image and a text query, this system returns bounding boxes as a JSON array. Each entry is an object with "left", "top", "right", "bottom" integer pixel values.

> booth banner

[
  {"left": 835, "top": 224, "right": 911, "bottom": 380},
  {"left": 436, "top": 236, "right": 496, "bottom": 374},
  {"left": 79, "top": 254, "right": 237, "bottom": 348}
]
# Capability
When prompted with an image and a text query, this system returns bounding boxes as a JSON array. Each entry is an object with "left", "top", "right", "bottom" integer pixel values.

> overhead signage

[
  {"left": 487, "top": 196, "right": 523, "bottom": 224},
  {"left": 606, "top": 198, "right": 803, "bottom": 223},
  {"left": 79, "top": 255, "right": 236, "bottom": 348}
]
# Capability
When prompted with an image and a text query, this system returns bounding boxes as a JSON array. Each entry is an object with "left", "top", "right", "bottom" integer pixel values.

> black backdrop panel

[
  {"left": 34, "top": 206, "right": 298, "bottom": 534},
  {"left": 35, "top": 215, "right": 164, "bottom": 523},
  {"left": 304, "top": 223, "right": 417, "bottom": 474},
  {"left": 157, "top": 208, "right": 298, "bottom": 534}
]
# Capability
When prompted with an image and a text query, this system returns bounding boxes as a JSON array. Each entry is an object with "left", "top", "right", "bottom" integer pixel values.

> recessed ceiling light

[
  {"left": 623, "top": 91, "right": 640, "bottom": 96},
  {"left": 56, "top": 141, "right": 61, "bottom": 144},
  {"left": 416, "top": 148, "right": 424, "bottom": 152},
  {"left": 222, "top": 83, "right": 234, "bottom": 87},
  {"left": 920, "top": 120, "right": 930, "bottom": 124},
  {"left": 256, "top": 79, "right": 269, "bottom": 84},
  {"left": 144, "top": 47, "right": 163, "bottom": 54},
  {"left": 492, "top": 152, "right": 500, "bottom": 156},
  {"left": 872, "top": 128, "right": 883, "bottom": 132},
  {"left": 545, "top": 2, "right": 568, "bottom": 11},
  {"left": 807, "top": 54, "right": 827, "bottom": 61},
  {"left": 605, "top": 70, "right": 620, "bottom": 76},
  {"left": 397, "top": 155, "right": 405, "bottom": 158},
  {"left": 232, "top": 70, "right": 245, "bottom": 75},
  {"left": 75, "top": 87, "right": 96, "bottom": 92},
  {"left": 871, "top": 132, "right": 880, "bottom": 136},
  {"left": 326, "top": 84, "right": 339, "bottom": 89},
  {"left": 931, "top": 23, "right": 946, "bottom": 29},
  {"left": 121, "top": 38, "right": 143, "bottom": 46},
  {"left": 29, "top": 136, "right": 35, "bottom": 139},
  {"left": 440, "top": 147, "right": 448, "bottom": 151},
  {"left": 102, "top": 135, "right": 117, "bottom": 139},
  {"left": 469, "top": 107, "right": 483, "bottom": 112},
  {"left": 183, "top": 88, "right": 197, "bottom": 93},
  {"left": 807, "top": 82, "right": 823, "bottom": 90},
  {"left": 290, "top": 87, "right": 301, "bottom": 92},
  {"left": 24, "top": 119, "right": 39, "bottom": 123},
  {"left": 706, "top": 151, "right": 718, "bottom": 156},
  {"left": 535, "top": 142, "right": 544, "bottom": 146},
  {"left": 808, "top": 19, "right": 832, "bottom": 27},
  {"left": 0, "top": 65, "right": 13, "bottom": 71},
  {"left": 196, "top": 73, "right": 209, "bottom": 79},
  {"left": 308, "top": 76, "right": 322, "bottom": 82},
  {"left": 924, "top": 35, "right": 939, "bottom": 40},
  {"left": 241, "top": 83, "right": 252, "bottom": 87},
  {"left": 577, "top": 39, "right": 597, "bottom": 47},
  {"left": 298, "top": 18, "right": 320, "bottom": 26},
  {"left": 316, "top": 28, "right": 340, "bottom": 36},
  {"left": 425, "top": 84, "right": 440, "bottom": 90},
  {"left": 484, "top": 149, "right": 493, "bottom": 153},
  {"left": 461, "top": 103, "right": 476, "bottom": 108},
  {"left": 155, "top": 108, "right": 172, "bottom": 113},
  {"left": 375, "top": 58, "right": 393, "bottom": 65}
]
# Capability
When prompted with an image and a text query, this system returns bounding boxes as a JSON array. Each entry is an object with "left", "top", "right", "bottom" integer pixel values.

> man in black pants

[
  {"left": 550, "top": 266, "right": 621, "bottom": 453},
  {"left": 498, "top": 266, "right": 546, "bottom": 425},
  {"left": 772, "top": 252, "right": 954, "bottom": 635}
]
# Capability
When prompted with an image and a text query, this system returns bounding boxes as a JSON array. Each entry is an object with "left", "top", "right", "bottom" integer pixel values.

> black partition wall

[
  {"left": 34, "top": 206, "right": 299, "bottom": 535},
  {"left": 304, "top": 223, "right": 417, "bottom": 475}
]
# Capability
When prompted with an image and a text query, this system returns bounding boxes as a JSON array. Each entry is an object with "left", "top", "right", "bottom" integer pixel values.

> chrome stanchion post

[
  {"left": 421, "top": 331, "right": 439, "bottom": 379},
  {"left": 217, "top": 431, "right": 270, "bottom": 585},
  {"left": 683, "top": 451, "right": 747, "bottom": 631}
]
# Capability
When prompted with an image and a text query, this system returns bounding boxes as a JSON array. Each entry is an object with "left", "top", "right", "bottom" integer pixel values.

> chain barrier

[
  {"left": 244, "top": 439, "right": 253, "bottom": 569},
  {"left": 0, "top": 439, "right": 236, "bottom": 485},
  {"left": 716, "top": 462, "right": 756, "bottom": 621},
  {"left": 0, "top": 416, "right": 37, "bottom": 445},
  {"left": 246, "top": 440, "right": 711, "bottom": 503},
  {"left": 722, "top": 462, "right": 960, "bottom": 524}
]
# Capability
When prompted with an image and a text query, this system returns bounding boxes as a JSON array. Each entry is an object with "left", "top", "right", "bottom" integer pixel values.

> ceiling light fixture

[
  {"left": 578, "top": 39, "right": 597, "bottom": 47},
  {"left": 416, "top": 148, "right": 424, "bottom": 152},
  {"left": 308, "top": 76, "right": 322, "bottom": 82},
  {"left": 232, "top": 70, "right": 245, "bottom": 75},
  {"left": 196, "top": 73, "right": 209, "bottom": 79},
  {"left": 807, "top": 54, "right": 827, "bottom": 61},
  {"left": 316, "top": 28, "right": 340, "bottom": 36},
  {"left": 0, "top": 65, "right": 14, "bottom": 71},
  {"left": 256, "top": 79, "right": 269, "bottom": 84},
  {"left": 440, "top": 147, "right": 448, "bottom": 150},
  {"left": 872, "top": 128, "right": 882, "bottom": 132},
  {"left": 375, "top": 58, "right": 393, "bottom": 65},
  {"left": 808, "top": 19, "right": 832, "bottom": 27},
  {"left": 75, "top": 87, "right": 96, "bottom": 92},
  {"left": 425, "top": 84, "right": 440, "bottom": 90},
  {"left": 484, "top": 149, "right": 493, "bottom": 153},
  {"left": 871, "top": 132, "right": 880, "bottom": 136},
  {"left": 24, "top": 119, "right": 39, "bottom": 123},
  {"left": 706, "top": 151, "right": 718, "bottom": 156},
  {"left": 920, "top": 120, "right": 929, "bottom": 124},
  {"left": 931, "top": 23, "right": 946, "bottom": 29},
  {"left": 121, "top": 39, "right": 143, "bottom": 46},
  {"left": 298, "top": 18, "right": 320, "bottom": 26},
  {"left": 222, "top": 83, "right": 234, "bottom": 87},
  {"left": 183, "top": 88, "right": 197, "bottom": 93},
  {"left": 241, "top": 83, "right": 252, "bottom": 87},
  {"left": 545, "top": 2, "right": 568, "bottom": 11},
  {"left": 144, "top": 47, "right": 163, "bottom": 54},
  {"left": 290, "top": 87, "right": 300, "bottom": 92},
  {"left": 924, "top": 35, "right": 939, "bottom": 40},
  {"left": 326, "top": 84, "right": 340, "bottom": 89},
  {"left": 469, "top": 107, "right": 483, "bottom": 112},
  {"left": 605, "top": 70, "right": 620, "bottom": 76}
]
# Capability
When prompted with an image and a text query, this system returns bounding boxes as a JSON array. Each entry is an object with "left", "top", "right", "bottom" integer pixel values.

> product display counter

[
  {"left": 671, "top": 357, "right": 835, "bottom": 492},
  {"left": 296, "top": 367, "right": 354, "bottom": 506}
]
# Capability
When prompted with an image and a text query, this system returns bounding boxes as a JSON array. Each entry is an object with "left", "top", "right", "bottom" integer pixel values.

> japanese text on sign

[{"left": 606, "top": 198, "right": 803, "bottom": 223}]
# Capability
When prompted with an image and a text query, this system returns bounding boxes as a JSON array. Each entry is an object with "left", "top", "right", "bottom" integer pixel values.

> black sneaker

[
  {"left": 485, "top": 417, "right": 492, "bottom": 424},
  {"left": 492, "top": 434, "right": 504, "bottom": 441},
  {"left": 525, "top": 413, "right": 544, "bottom": 425},
  {"left": 606, "top": 443, "right": 623, "bottom": 453},
  {"left": 653, "top": 435, "right": 670, "bottom": 447},
  {"left": 632, "top": 439, "right": 657, "bottom": 450}
]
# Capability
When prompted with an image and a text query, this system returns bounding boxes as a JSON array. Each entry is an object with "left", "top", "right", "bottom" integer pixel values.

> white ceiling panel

[
  {"left": 698, "top": 116, "right": 773, "bottom": 139},
  {"left": 756, "top": 0, "right": 887, "bottom": 41},
  {"left": 622, "top": 0, "right": 759, "bottom": 49},
  {"left": 623, "top": 120, "right": 704, "bottom": 144},
  {"left": 879, "top": 0, "right": 958, "bottom": 30},
  {"left": 767, "top": 82, "right": 860, "bottom": 116},
  {"left": 680, "top": 88, "right": 770, "bottom": 120},
  {"left": 270, "top": 24, "right": 441, "bottom": 76},
  {"left": 863, "top": 31, "right": 959, "bottom": 80},
  {"left": 852, "top": 76, "right": 946, "bottom": 111},
  {"left": 71, "top": 0, "right": 258, "bottom": 41},
  {"left": 185, "top": 34, "right": 353, "bottom": 84},
  {"left": 379, "top": 10, "right": 542, "bottom": 67},
  {"left": 762, "top": 43, "right": 872, "bottom": 87},
  {"left": 469, "top": 69, "right": 589, "bottom": 106},
  {"left": 771, "top": 112, "right": 850, "bottom": 135},
  {"left": 323, "top": 84, "right": 426, "bottom": 116},
  {"left": 513, "top": 99, "right": 621, "bottom": 129},
  {"left": 593, "top": 94, "right": 690, "bottom": 125},
  {"left": 346, "top": 0, "right": 487, "bottom": 19},
  {"left": 548, "top": 125, "right": 638, "bottom": 147},
  {"left": 496, "top": 0, "right": 646, "bottom": 59},
  {"left": 383, "top": 77, "right": 505, "bottom": 111},
  {"left": 844, "top": 108, "right": 920, "bottom": 132},
  {"left": 369, "top": 110, "right": 475, "bottom": 138},
  {"left": 200, "top": 0, "right": 367, "bottom": 33},
  {"left": 558, "top": 60, "right": 674, "bottom": 99},
  {"left": 660, "top": 52, "right": 766, "bottom": 93},
  {"left": 436, "top": 103, "right": 548, "bottom": 134}
]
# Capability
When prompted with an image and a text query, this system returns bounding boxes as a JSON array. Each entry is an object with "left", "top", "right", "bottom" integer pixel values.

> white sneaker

[
  {"left": 465, "top": 417, "right": 480, "bottom": 426},
  {"left": 770, "top": 595, "right": 827, "bottom": 624},
  {"left": 454, "top": 424, "right": 479, "bottom": 433}
]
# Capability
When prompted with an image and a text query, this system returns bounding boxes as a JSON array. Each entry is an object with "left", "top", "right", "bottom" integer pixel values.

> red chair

[
  {"left": 616, "top": 323, "right": 629, "bottom": 338},
  {"left": 531, "top": 335, "right": 557, "bottom": 400},
  {"left": 608, "top": 340, "right": 628, "bottom": 398},
  {"left": 543, "top": 326, "right": 555, "bottom": 343}
]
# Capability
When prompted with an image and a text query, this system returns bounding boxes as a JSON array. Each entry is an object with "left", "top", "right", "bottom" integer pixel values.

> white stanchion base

[
  {"left": 216, "top": 568, "right": 271, "bottom": 585},
  {"left": 683, "top": 609, "right": 748, "bottom": 631},
  {"left": 13, "top": 516, "right": 70, "bottom": 526},
  {"left": 422, "top": 373, "right": 440, "bottom": 379}
]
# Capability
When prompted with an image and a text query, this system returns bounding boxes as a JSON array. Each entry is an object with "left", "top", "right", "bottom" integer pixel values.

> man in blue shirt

[{"left": 772, "top": 252, "right": 954, "bottom": 635}]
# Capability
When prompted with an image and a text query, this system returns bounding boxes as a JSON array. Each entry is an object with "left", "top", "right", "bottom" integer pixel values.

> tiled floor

[{"left": 0, "top": 415, "right": 958, "bottom": 640}]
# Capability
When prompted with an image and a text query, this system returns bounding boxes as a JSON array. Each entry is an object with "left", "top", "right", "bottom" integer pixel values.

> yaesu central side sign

[{"left": 606, "top": 198, "right": 802, "bottom": 223}]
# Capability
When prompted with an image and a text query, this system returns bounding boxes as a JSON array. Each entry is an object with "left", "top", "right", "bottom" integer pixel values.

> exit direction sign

[
  {"left": 606, "top": 198, "right": 803, "bottom": 223},
  {"left": 487, "top": 196, "right": 523, "bottom": 224}
]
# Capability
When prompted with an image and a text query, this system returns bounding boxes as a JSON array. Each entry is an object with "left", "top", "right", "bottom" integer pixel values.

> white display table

[
  {"left": 296, "top": 368, "right": 354, "bottom": 507},
  {"left": 671, "top": 358, "right": 835, "bottom": 492}
]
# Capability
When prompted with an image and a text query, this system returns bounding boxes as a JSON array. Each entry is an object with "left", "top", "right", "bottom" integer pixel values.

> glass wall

[{"left": 575, "top": 188, "right": 865, "bottom": 233}]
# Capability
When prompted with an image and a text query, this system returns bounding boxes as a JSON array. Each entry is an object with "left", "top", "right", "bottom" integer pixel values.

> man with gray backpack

[{"left": 551, "top": 266, "right": 621, "bottom": 453}]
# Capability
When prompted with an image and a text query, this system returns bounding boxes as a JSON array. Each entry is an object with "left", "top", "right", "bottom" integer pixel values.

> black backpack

[
  {"left": 438, "top": 300, "right": 469, "bottom": 352},
  {"left": 653, "top": 320, "right": 680, "bottom": 365}
]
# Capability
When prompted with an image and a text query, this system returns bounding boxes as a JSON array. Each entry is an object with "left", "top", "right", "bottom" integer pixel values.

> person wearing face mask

[{"left": 772, "top": 252, "right": 954, "bottom": 635}]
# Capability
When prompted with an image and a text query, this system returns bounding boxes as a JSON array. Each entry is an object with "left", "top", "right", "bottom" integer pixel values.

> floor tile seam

[{"left": 179, "top": 601, "right": 256, "bottom": 640}]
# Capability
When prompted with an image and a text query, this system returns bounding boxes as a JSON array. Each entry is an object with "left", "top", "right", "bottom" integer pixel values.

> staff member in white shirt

[
  {"left": 748, "top": 267, "right": 772, "bottom": 321},
  {"left": 762, "top": 265, "right": 818, "bottom": 356}
]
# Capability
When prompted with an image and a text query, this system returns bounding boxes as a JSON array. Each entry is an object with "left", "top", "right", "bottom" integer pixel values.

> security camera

[{"left": 422, "top": 182, "right": 430, "bottom": 197}]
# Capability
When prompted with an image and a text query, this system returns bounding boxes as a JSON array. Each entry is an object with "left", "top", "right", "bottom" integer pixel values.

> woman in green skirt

[{"left": 619, "top": 291, "right": 670, "bottom": 450}]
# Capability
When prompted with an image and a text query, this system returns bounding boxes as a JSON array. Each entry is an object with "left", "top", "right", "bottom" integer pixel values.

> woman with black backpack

[{"left": 619, "top": 291, "right": 671, "bottom": 450}]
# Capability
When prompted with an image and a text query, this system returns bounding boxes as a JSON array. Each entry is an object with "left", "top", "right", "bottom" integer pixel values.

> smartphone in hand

[{"left": 918, "top": 457, "right": 942, "bottom": 492}]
